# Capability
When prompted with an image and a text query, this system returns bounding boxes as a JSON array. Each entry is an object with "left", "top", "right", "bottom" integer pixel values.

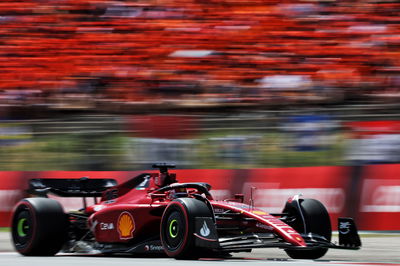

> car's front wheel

[
  {"left": 283, "top": 198, "right": 332, "bottom": 260},
  {"left": 160, "top": 198, "right": 212, "bottom": 259}
]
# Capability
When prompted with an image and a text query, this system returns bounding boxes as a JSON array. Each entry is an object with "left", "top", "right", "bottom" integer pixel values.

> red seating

[{"left": 1, "top": 0, "right": 400, "bottom": 105}]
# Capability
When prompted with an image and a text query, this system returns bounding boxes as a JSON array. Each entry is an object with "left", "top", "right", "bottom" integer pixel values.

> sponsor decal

[
  {"left": 256, "top": 223, "right": 273, "bottom": 231},
  {"left": 200, "top": 221, "right": 210, "bottom": 237},
  {"left": 100, "top": 222, "right": 114, "bottom": 230},
  {"left": 93, "top": 205, "right": 105, "bottom": 212},
  {"left": 213, "top": 208, "right": 225, "bottom": 213},
  {"left": 361, "top": 179, "right": 400, "bottom": 212},
  {"left": 252, "top": 210, "right": 267, "bottom": 215},
  {"left": 248, "top": 186, "right": 345, "bottom": 213},
  {"left": 339, "top": 221, "right": 351, "bottom": 234},
  {"left": 227, "top": 202, "right": 249, "bottom": 209},
  {"left": 90, "top": 220, "right": 99, "bottom": 232},
  {"left": 117, "top": 211, "right": 135, "bottom": 239},
  {"left": 144, "top": 245, "right": 163, "bottom": 251}
]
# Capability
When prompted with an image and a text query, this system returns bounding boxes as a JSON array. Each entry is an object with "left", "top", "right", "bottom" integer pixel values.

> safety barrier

[{"left": 1, "top": 165, "right": 399, "bottom": 230}]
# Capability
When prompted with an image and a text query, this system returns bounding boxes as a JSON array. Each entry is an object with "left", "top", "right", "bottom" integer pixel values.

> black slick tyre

[
  {"left": 284, "top": 198, "right": 332, "bottom": 260},
  {"left": 160, "top": 198, "right": 212, "bottom": 259},
  {"left": 11, "top": 198, "right": 68, "bottom": 256}
]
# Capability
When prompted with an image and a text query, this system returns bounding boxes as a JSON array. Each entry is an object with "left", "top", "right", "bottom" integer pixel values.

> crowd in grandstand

[{"left": 1, "top": 0, "right": 400, "bottom": 108}]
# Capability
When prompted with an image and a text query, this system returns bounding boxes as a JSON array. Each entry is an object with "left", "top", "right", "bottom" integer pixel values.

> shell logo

[{"left": 117, "top": 211, "right": 135, "bottom": 239}]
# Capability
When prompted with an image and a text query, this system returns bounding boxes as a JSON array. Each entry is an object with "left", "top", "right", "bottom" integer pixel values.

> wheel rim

[
  {"left": 17, "top": 218, "right": 29, "bottom": 237},
  {"left": 13, "top": 208, "right": 32, "bottom": 248},
  {"left": 164, "top": 211, "right": 185, "bottom": 250},
  {"left": 169, "top": 219, "right": 178, "bottom": 238}
]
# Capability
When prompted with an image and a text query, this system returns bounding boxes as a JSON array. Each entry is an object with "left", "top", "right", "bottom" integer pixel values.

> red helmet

[{"left": 155, "top": 172, "right": 177, "bottom": 187}]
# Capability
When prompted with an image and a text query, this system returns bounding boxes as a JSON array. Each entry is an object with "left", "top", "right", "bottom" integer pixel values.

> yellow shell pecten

[{"left": 118, "top": 212, "right": 135, "bottom": 239}]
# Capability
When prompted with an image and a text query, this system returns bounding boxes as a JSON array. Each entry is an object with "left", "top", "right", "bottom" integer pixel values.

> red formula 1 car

[{"left": 11, "top": 164, "right": 361, "bottom": 259}]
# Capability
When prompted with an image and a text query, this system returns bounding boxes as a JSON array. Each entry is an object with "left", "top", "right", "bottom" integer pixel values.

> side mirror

[
  {"left": 234, "top": 194, "right": 244, "bottom": 203},
  {"left": 224, "top": 194, "right": 244, "bottom": 203},
  {"left": 150, "top": 193, "right": 165, "bottom": 201}
]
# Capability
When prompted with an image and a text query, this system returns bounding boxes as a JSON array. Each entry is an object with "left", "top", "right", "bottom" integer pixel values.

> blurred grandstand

[
  {"left": 1, "top": 0, "right": 400, "bottom": 111},
  {"left": 1, "top": 1, "right": 400, "bottom": 170}
]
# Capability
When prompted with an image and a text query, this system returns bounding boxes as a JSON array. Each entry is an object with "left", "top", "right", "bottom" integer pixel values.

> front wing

[{"left": 193, "top": 217, "right": 361, "bottom": 252}]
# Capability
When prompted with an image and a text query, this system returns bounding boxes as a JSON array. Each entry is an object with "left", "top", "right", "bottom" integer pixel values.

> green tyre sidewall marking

[
  {"left": 17, "top": 218, "right": 27, "bottom": 237},
  {"left": 169, "top": 219, "right": 178, "bottom": 238}
]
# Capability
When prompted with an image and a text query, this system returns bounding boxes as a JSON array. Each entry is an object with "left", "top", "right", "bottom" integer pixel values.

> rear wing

[{"left": 28, "top": 177, "right": 118, "bottom": 197}]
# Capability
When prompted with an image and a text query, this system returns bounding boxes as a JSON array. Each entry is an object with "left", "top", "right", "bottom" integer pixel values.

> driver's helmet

[{"left": 155, "top": 172, "right": 177, "bottom": 187}]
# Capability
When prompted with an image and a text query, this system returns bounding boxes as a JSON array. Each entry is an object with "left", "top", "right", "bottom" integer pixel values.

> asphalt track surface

[{"left": 1, "top": 233, "right": 399, "bottom": 266}]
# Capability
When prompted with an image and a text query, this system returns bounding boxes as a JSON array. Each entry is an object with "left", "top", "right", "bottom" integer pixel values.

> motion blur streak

[
  {"left": 0, "top": 1, "right": 400, "bottom": 106},
  {"left": 1, "top": 0, "right": 400, "bottom": 234}
]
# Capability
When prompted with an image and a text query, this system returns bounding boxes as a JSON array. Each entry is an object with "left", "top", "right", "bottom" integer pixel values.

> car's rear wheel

[
  {"left": 11, "top": 198, "right": 68, "bottom": 256},
  {"left": 160, "top": 198, "right": 212, "bottom": 259},
  {"left": 283, "top": 198, "right": 332, "bottom": 260}
]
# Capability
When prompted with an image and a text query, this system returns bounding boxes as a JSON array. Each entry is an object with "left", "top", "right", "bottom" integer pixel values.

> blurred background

[
  {"left": 1, "top": 0, "right": 400, "bottom": 232},
  {"left": 1, "top": 0, "right": 400, "bottom": 171}
]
